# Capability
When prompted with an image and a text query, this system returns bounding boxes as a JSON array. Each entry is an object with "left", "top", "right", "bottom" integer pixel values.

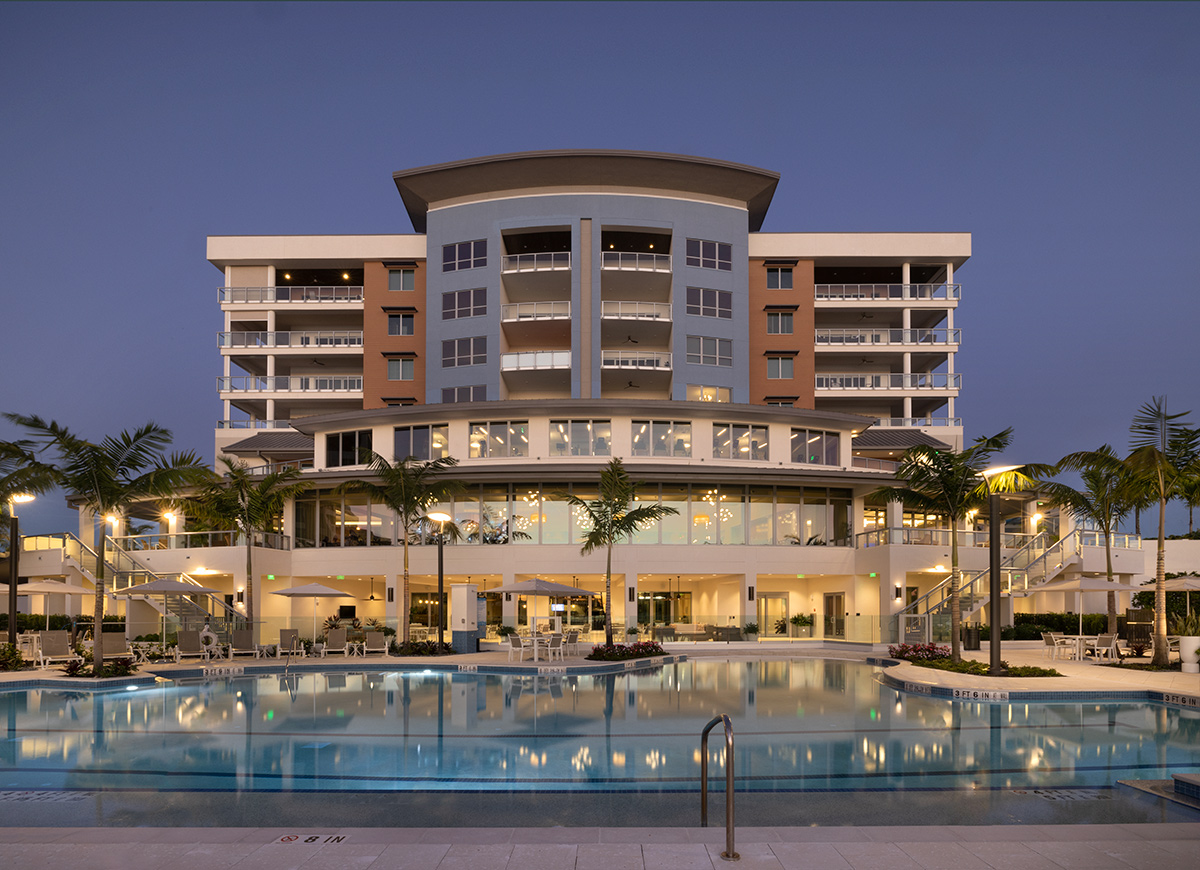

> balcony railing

[
  {"left": 856, "top": 528, "right": 1036, "bottom": 549},
  {"left": 218, "top": 331, "right": 363, "bottom": 348},
  {"left": 601, "top": 252, "right": 672, "bottom": 272},
  {"left": 601, "top": 350, "right": 672, "bottom": 370},
  {"left": 851, "top": 456, "right": 899, "bottom": 472},
  {"left": 872, "top": 417, "right": 963, "bottom": 428},
  {"left": 815, "top": 328, "right": 960, "bottom": 346},
  {"left": 815, "top": 283, "right": 960, "bottom": 301},
  {"left": 112, "top": 531, "right": 292, "bottom": 551},
  {"left": 501, "top": 301, "right": 571, "bottom": 321},
  {"left": 600, "top": 301, "right": 672, "bottom": 321},
  {"left": 501, "top": 252, "right": 571, "bottom": 273},
  {"left": 216, "top": 420, "right": 296, "bottom": 429},
  {"left": 500, "top": 351, "right": 571, "bottom": 371},
  {"left": 816, "top": 373, "right": 961, "bottom": 390},
  {"left": 219, "top": 286, "right": 364, "bottom": 303},
  {"left": 217, "top": 376, "right": 362, "bottom": 393}
]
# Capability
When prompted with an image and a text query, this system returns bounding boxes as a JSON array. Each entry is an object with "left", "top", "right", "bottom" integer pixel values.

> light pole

[
  {"left": 982, "top": 466, "right": 1019, "bottom": 676},
  {"left": 427, "top": 511, "right": 452, "bottom": 650},
  {"left": 7, "top": 493, "right": 35, "bottom": 645}
]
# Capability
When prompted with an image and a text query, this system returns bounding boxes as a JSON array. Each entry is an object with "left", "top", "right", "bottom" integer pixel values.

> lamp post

[
  {"left": 427, "top": 511, "right": 451, "bottom": 650},
  {"left": 7, "top": 493, "right": 35, "bottom": 645},
  {"left": 982, "top": 466, "right": 1019, "bottom": 677}
]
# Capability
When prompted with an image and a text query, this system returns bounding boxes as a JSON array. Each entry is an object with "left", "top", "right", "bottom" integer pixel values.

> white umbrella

[
  {"left": 1032, "top": 577, "right": 1137, "bottom": 635},
  {"left": 490, "top": 578, "right": 598, "bottom": 661},
  {"left": 123, "top": 578, "right": 221, "bottom": 643},
  {"left": 271, "top": 582, "right": 351, "bottom": 641},
  {"left": 0, "top": 580, "right": 90, "bottom": 630},
  {"left": 1141, "top": 574, "right": 1200, "bottom": 615}
]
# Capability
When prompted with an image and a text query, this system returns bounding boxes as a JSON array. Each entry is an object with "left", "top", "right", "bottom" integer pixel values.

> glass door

[
  {"left": 823, "top": 592, "right": 845, "bottom": 639},
  {"left": 758, "top": 594, "right": 788, "bottom": 635}
]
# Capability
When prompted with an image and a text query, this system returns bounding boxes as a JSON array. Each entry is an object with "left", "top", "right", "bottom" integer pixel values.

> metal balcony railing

[
  {"left": 850, "top": 456, "right": 899, "bottom": 472},
  {"left": 600, "top": 252, "right": 672, "bottom": 272},
  {"left": 501, "top": 252, "right": 571, "bottom": 272},
  {"left": 219, "top": 286, "right": 364, "bottom": 303},
  {"left": 218, "top": 331, "right": 363, "bottom": 349},
  {"left": 601, "top": 350, "right": 672, "bottom": 370},
  {"left": 217, "top": 375, "right": 362, "bottom": 393},
  {"left": 113, "top": 531, "right": 292, "bottom": 551},
  {"left": 815, "top": 373, "right": 961, "bottom": 390},
  {"left": 501, "top": 301, "right": 571, "bottom": 321},
  {"left": 600, "top": 301, "right": 672, "bottom": 320},
  {"left": 216, "top": 420, "right": 296, "bottom": 429},
  {"left": 872, "top": 417, "right": 963, "bottom": 428},
  {"left": 814, "top": 283, "right": 960, "bottom": 301},
  {"left": 500, "top": 351, "right": 571, "bottom": 371},
  {"left": 815, "top": 328, "right": 960, "bottom": 346}
]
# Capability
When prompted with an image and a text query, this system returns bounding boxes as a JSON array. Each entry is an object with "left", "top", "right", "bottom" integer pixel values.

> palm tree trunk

[
  {"left": 93, "top": 535, "right": 106, "bottom": 671},
  {"left": 1152, "top": 487, "right": 1168, "bottom": 666},
  {"left": 949, "top": 522, "right": 961, "bottom": 663},
  {"left": 604, "top": 543, "right": 614, "bottom": 647},
  {"left": 401, "top": 526, "right": 410, "bottom": 643},
  {"left": 244, "top": 533, "right": 255, "bottom": 641},
  {"left": 1104, "top": 528, "right": 1117, "bottom": 634}
]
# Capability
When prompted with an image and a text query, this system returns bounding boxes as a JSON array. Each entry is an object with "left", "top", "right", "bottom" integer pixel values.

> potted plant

[
  {"left": 790, "top": 613, "right": 813, "bottom": 638},
  {"left": 743, "top": 622, "right": 759, "bottom": 641},
  {"left": 626, "top": 626, "right": 640, "bottom": 640},
  {"left": 1170, "top": 613, "right": 1200, "bottom": 674},
  {"left": 773, "top": 617, "right": 789, "bottom": 636},
  {"left": 496, "top": 625, "right": 516, "bottom": 638}
]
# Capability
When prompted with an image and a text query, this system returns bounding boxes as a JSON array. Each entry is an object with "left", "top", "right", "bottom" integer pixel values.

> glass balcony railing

[
  {"left": 500, "top": 351, "right": 571, "bottom": 371},
  {"left": 815, "top": 328, "right": 960, "bottom": 346},
  {"left": 872, "top": 417, "right": 963, "bottom": 428},
  {"left": 601, "top": 350, "right": 672, "bottom": 370},
  {"left": 600, "top": 301, "right": 672, "bottom": 320},
  {"left": 219, "top": 286, "right": 364, "bottom": 303},
  {"left": 501, "top": 252, "right": 571, "bottom": 273},
  {"left": 112, "top": 531, "right": 292, "bottom": 551},
  {"left": 856, "top": 528, "right": 1036, "bottom": 549},
  {"left": 600, "top": 252, "right": 672, "bottom": 272},
  {"left": 217, "top": 376, "right": 362, "bottom": 392},
  {"left": 815, "top": 373, "right": 961, "bottom": 390},
  {"left": 850, "top": 456, "right": 899, "bottom": 472},
  {"left": 814, "top": 283, "right": 960, "bottom": 301},
  {"left": 218, "top": 331, "right": 363, "bottom": 348},
  {"left": 501, "top": 301, "right": 571, "bottom": 321},
  {"left": 216, "top": 420, "right": 296, "bottom": 429}
]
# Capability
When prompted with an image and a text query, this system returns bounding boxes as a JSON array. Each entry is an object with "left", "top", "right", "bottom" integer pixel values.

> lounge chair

[
  {"left": 228, "top": 629, "right": 258, "bottom": 659},
  {"left": 363, "top": 631, "right": 388, "bottom": 656},
  {"left": 322, "top": 627, "right": 349, "bottom": 657},
  {"left": 277, "top": 628, "right": 306, "bottom": 658},
  {"left": 175, "top": 630, "right": 208, "bottom": 663},
  {"left": 507, "top": 634, "right": 532, "bottom": 662},
  {"left": 38, "top": 630, "right": 83, "bottom": 668}
]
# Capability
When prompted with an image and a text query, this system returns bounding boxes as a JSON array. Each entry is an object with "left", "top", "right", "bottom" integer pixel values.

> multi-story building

[{"left": 18, "top": 151, "right": 1145, "bottom": 645}]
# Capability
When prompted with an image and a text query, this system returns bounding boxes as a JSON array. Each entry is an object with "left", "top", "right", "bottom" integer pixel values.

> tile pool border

[{"left": 871, "top": 656, "right": 1200, "bottom": 710}]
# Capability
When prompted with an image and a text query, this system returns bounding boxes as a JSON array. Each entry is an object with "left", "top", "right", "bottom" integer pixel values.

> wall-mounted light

[
  {"left": 628, "top": 588, "right": 635, "bottom": 602},
  {"left": 895, "top": 584, "right": 903, "bottom": 600},
  {"left": 748, "top": 586, "right": 755, "bottom": 601}
]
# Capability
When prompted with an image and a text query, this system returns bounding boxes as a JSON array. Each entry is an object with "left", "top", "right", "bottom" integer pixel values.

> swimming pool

[{"left": 2, "top": 659, "right": 1199, "bottom": 825}]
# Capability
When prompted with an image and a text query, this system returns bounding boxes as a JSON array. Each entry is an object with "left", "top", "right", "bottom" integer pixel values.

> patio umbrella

[
  {"left": 0, "top": 580, "right": 91, "bottom": 630},
  {"left": 123, "top": 577, "right": 221, "bottom": 642},
  {"left": 271, "top": 582, "right": 351, "bottom": 641},
  {"left": 1032, "top": 577, "right": 1137, "bottom": 634},
  {"left": 490, "top": 578, "right": 597, "bottom": 661},
  {"left": 1144, "top": 574, "right": 1200, "bottom": 616}
]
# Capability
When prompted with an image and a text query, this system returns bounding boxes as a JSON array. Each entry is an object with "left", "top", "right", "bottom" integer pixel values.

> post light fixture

[
  {"left": 7, "top": 493, "right": 35, "bottom": 645},
  {"left": 427, "top": 511, "right": 452, "bottom": 649}
]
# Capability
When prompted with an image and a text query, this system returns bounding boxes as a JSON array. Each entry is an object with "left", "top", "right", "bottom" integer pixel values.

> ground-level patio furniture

[
  {"left": 37, "top": 631, "right": 82, "bottom": 668},
  {"left": 175, "top": 630, "right": 209, "bottom": 663},
  {"left": 277, "top": 628, "right": 306, "bottom": 658},
  {"left": 322, "top": 628, "right": 349, "bottom": 657},
  {"left": 544, "top": 634, "right": 564, "bottom": 662},
  {"left": 228, "top": 630, "right": 258, "bottom": 659},
  {"left": 507, "top": 634, "right": 533, "bottom": 662},
  {"left": 564, "top": 629, "right": 580, "bottom": 655},
  {"left": 1086, "top": 634, "right": 1119, "bottom": 661}
]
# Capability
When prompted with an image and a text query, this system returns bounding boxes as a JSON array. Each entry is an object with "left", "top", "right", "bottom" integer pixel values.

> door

[
  {"left": 824, "top": 593, "right": 845, "bottom": 639},
  {"left": 758, "top": 594, "right": 788, "bottom": 635}
]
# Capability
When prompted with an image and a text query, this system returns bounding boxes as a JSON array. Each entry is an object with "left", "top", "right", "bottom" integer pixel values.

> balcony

[
  {"left": 856, "top": 528, "right": 1035, "bottom": 549},
  {"left": 218, "top": 331, "right": 364, "bottom": 349},
  {"left": 601, "top": 301, "right": 671, "bottom": 321},
  {"left": 815, "top": 373, "right": 961, "bottom": 391},
  {"left": 217, "top": 375, "right": 363, "bottom": 393},
  {"left": 872, "top": 416, "right": 963, "bottom": 428},
  {"left": 502, "top": 252, "right": 571, "bottom": 273},
  {"left": 814, "top": 283, "right": 959, "bottom": 302},
  {"left": 601, "top": 252, "right": 672, "bottom": 272},
  {"left": 815, "top": 328, "right": 960, "bottom": 347},
  {"left": 501, "top": 302, "right": 571, "bottom": 321},
  {"left": 500, "top": 350, "right": 571, "bottom": 396},
  {"left": 850, "top": 456, "right": 899, "bottom": 472},
  {"left": 216, "top": 420, "right": 296, "bottom": 429},
  {"left": 601, "top": 350, "right": 672, "bottom": 370},
  {"left": 219, "top": 286, "right": 364, "bottom": 304},
  {"left": 500, "top": 351, "right": 571, "bottom": 371}
]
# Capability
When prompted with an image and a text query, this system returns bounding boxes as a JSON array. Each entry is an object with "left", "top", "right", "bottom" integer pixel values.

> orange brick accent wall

[
  {"left": 747, "top": 259, "right": 814, "bottom": 407},
  {"left": 363, "top": 260, "right": 426, "bottom": 408}
]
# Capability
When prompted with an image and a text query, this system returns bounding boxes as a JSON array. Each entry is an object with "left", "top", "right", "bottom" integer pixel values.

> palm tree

[
  {"left": 559, "top": 458, "right": 679, "bottom": 647},
  {"left": 5, "top": 414, "right": 210, "bottom": 669},
  {"left": 338, "top": 452, "right": 463, "bottom": 643},
  {"left": 1127, "top": 397, "right": 1198, "bottom": 666},
  {"left": 872, "top": 429, "right": 1047, "bottom": 663},
  {"left": 1, "top": 438, "right": 60, "bottom": 644},
  {"left": 1042, "top": 445, "right": 1136, "bottom": 634},
  {"left": 187, "top": 458, "right": 307, "bottom": 641}
]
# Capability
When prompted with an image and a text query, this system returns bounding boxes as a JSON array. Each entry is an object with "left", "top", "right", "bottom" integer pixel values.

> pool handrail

[{"left": 700, "top": 713, "right": 738, "bottom": 861}]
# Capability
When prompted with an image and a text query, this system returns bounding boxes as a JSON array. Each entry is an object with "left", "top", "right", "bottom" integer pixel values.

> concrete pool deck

[{"left": 2, "top": 641, "right": 1199, "bottom": 868}]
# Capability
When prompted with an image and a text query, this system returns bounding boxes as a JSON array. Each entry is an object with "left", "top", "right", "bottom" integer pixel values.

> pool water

[{"left": 3, "top": 659, "right": 1199, "bottom": 799}]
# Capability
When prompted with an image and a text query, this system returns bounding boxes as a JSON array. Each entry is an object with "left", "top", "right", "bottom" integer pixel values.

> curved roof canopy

[{"left": 392, "top": 150, "right": 780, "bottom": 232}]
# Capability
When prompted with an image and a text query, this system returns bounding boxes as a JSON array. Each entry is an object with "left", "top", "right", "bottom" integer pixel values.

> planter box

[{"left": 1180, "top": 636, "right": 1200, "bottom": 674}]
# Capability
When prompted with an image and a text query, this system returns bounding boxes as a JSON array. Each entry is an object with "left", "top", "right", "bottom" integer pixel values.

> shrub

[
  {"left": 743, "top": 622, "right": 759, "bottom": 635},
  {"left": 389, "top": 639, "right": 455, "bottom": 656},
  {"left": 790, "top": 614, "right": 813, "bottom": 627},
  {"left": 921, "top": 659, "right": 1060, "bottom": 677},
  {"left": 0, "top": 643, "right": 27, "bottom": 672},
  {"left": 887, "top": 642, "right": 951, "bottom": 662},
  {"left": 496, "top": 625, "right": 517, "bottom": 637},
  {"left": 586, "top": 641, "right": 665, "bottom": 661}
]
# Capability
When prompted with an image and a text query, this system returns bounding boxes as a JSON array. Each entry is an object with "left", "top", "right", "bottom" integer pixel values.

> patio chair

[
  {"left": 564, "top": 629, "right": 580, "bottom": 656},
  {"left": 545, "top": 634, "right": 564, "bottom": 662},
  {"left": 1047, "top": 632, "right": 1076, "bottom": 660},
  {"left": 175, "top": 630, "right": 208, "bottom": 663},
  {"left": 228, "top": 629, "right": 258, "bottom": 659},
  {"left": 507, "top": 633, "right": 532, "bottom": 662},
  {"left": 363, "top": 631, "right": 388, "bottom": 656},
  {"left": 323, "top": 627, "right": 349, "bottom": 657},
  {"left": 1086, "top": 634, "right": 1119, "bottom": 661},
  {"left": 277, "top": 628, "right": 306, "bottom": 658},
  {"left": 38, "top": 631, "right": 83, "bottom": 668}
]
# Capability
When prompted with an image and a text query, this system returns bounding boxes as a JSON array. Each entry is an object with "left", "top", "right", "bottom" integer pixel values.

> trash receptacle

[{"left": 963, "top": 626, "right": 981, "bottom": 650}]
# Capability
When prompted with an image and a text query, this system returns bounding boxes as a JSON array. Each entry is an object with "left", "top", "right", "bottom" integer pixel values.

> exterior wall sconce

[
  {"left": 895, "top": 584, "right": 902, "bottom": 600},
  {"left": 748, "top": 586, "right": 755, "bottom": 601},
  {"left": 628, "top": 587, "right": 635, "bottom": 602}
]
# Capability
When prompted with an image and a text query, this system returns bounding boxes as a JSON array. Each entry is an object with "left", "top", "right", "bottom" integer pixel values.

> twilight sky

[{"left": 2, "top": 1, "right": 1197, "bottom": 535}]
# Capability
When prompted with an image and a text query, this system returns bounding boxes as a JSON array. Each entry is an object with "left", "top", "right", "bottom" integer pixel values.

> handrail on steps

[{"left": 700, "top": 714, "right": 739, "bottom": 861}]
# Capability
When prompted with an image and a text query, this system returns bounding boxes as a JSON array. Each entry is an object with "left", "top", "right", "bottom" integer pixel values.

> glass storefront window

[
  {"left": 748, "top": 486, "right": 773, "bottom": 545},
  {"left": 661, "top": 484, "right": 688, "bottom": 544},
  {"left": 295, "top": 496, "right": 316, "bottom": 548},
  {"left": 775, "top": 487, "right": 801, "bottom": 545},
  {"left": 481, "top": 485, "right": 511, "bottom": 544},
  {"left": 513, "top": 487, "right": 542, "bottom": 545},
  {"left": 570, "top": 486, "right": 598, "bottom": 544},
  {"left": 631, "top": 485, "right": 660, "bottom": 544}
]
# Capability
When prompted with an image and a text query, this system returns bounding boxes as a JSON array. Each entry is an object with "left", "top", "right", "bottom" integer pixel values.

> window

[
  {"left": 549, "top": 420, "right": 611, "bottom": 456},
  {"left": 766, "top": 267, "right": 793, "bottom": 290},
  {"left": 766, "top": 312, "right": 793, "bottom": 334},
  {"left": 686, "top": 336, "right": 732, "bottom": 367},
  {"left": 790, "top": 429, "right": 841, "bottom": 466},
  {"left": 388, "top": 269, "right": 415, "bottom": 292},
  {"left": 442, "top": 336, "right": 486, "bottom": 367},
  {"left": 394, "top": 424, "right": 449, "bottom": 461},
  {"left": 469, "top": 421, "right": 529, "bottom": 458},
  {"left": 712, "top": 423, "right": 768, "bottom": 461},
  {"left": 326, "top": 429, "right": 372, "bottom": 468},
  {"left": 686, "top": 287, "right": 731, "bottom": 319},
  {"left": 686, "top": 238, "right": 732, "bottom": 271},
  {"left": 442, "top": 385, "right": 485, "bottom": 403},
  {"left": 767, "top": 357, "right": 794, "bottom": 379},
  {"left": 386, "top": 358, "right": 414, "bottom": 381},
  {"left": 387, "top": 314, "right": 414, "bottom": 336},
  {"left": 765, "top": 399, "right": 796, "bottom": 407},
  {"left": 443, "top": 288, "right": 486, "bottom": 320},
  {"left": 687, "top": 384, "right": 731, "bottom": 403},
  {"left": 442, "top": 239, "right": 487, "bottom": 272},
  {"left": 631, "top": 421, "right": 691, "bottom": 457}
]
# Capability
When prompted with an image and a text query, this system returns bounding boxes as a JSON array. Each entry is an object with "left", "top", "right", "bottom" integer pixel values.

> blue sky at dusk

[{"left": 2, "top": 1, "right": 1198, "bottom": 534}]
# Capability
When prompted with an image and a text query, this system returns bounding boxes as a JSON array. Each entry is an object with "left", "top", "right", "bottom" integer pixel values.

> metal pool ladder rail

[{"left": 700, "top": 713, "right": 738, "bottom": 861}]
